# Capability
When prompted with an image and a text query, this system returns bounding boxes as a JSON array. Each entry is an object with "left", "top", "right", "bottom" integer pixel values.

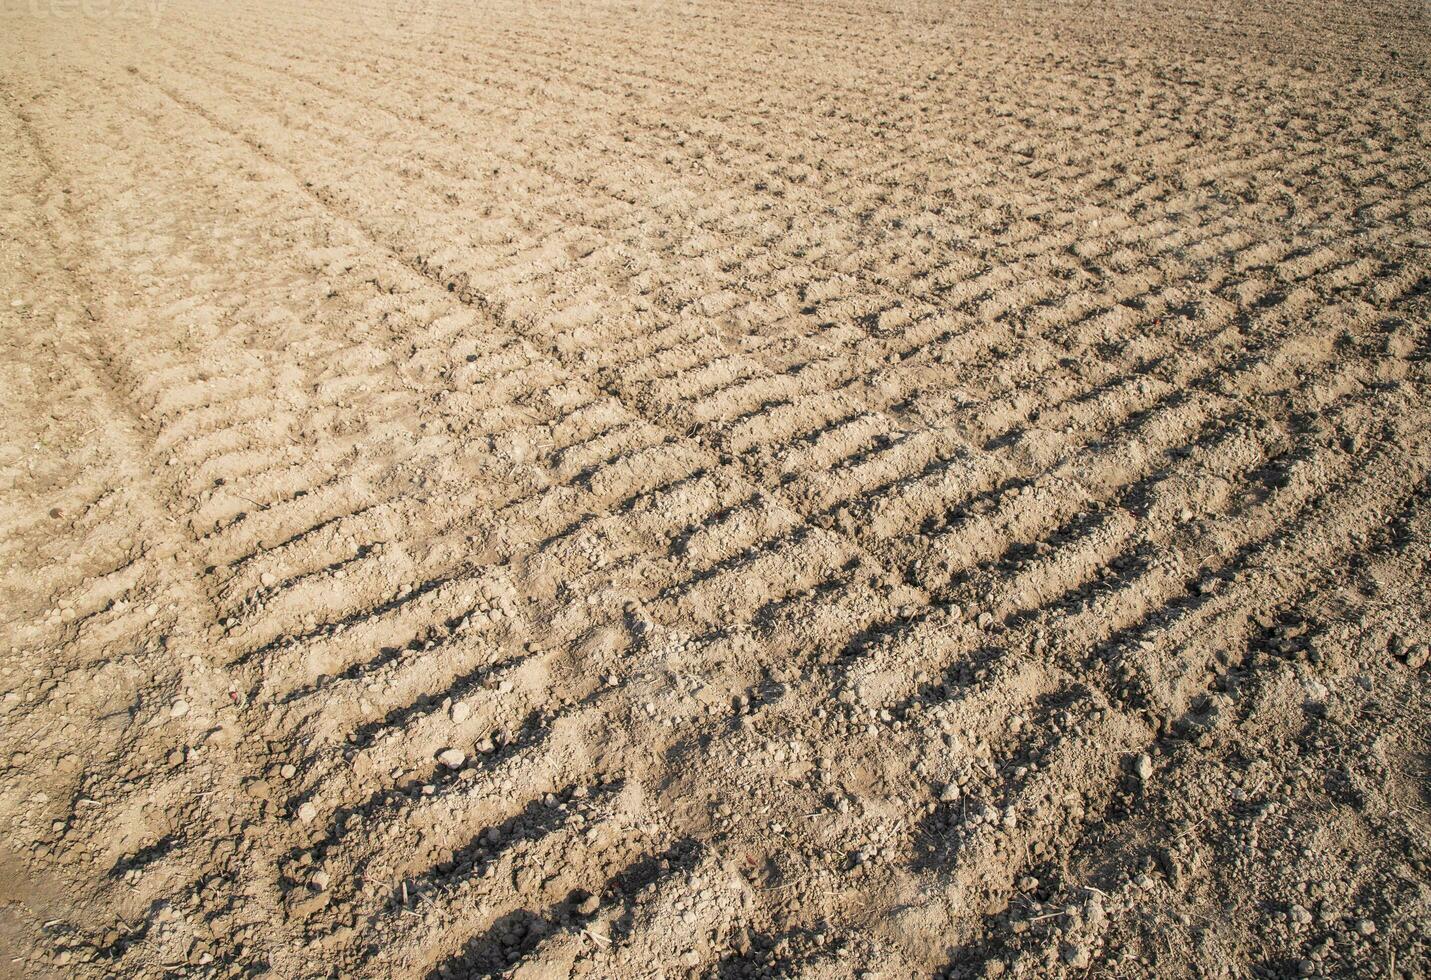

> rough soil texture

[{"left": 2, "top": 1, "right": 1430, "bottom": 977}]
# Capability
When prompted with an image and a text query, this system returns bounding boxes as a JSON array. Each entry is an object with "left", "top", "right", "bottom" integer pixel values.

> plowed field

[{"left": 2, "top": 1, "right": 1429, "bottom": 977}]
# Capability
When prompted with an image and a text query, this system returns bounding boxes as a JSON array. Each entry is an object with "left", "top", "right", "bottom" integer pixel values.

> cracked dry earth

[{"left": 1, "top": 0, "right": 1430, "bottom": 978}]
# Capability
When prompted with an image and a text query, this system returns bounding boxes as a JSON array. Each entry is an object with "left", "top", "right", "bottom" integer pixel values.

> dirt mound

[{"left": 1, "top": 1, "right": 1429, "bottom": 977}]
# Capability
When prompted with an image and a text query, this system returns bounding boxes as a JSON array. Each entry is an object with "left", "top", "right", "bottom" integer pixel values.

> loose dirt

[{"left": 1, "top": 1, "right": 1429, "bottom": 977}]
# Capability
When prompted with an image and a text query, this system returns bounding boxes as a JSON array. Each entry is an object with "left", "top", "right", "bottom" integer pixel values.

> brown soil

[{"left": 2, "top": 1, "right": 1429, "bottom": 977}]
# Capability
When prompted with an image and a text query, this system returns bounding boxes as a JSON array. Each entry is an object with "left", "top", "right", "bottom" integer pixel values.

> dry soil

[{"left": 1, "top": 1, "right": 1430, "bottom": 978}]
